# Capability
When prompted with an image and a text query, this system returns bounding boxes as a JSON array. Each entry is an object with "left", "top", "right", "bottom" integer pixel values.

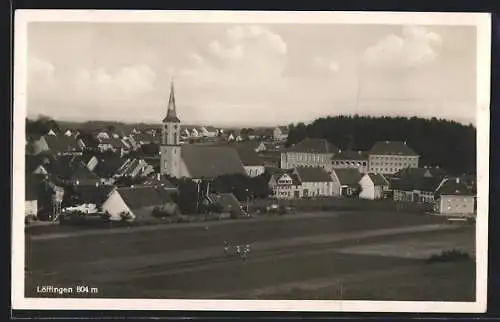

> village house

[
  {"left": 159, "top": 82, "right": 248, "bottom": 180},
  {"left": 103, "top": 185, "right": 177, "bottom": 221},
  {"left": 269, "top": 167, "right": 334, "bottom": 199},
  {"left": 25, "top": 174, "right": 41, "bottom": 219},
  {"left": 331, "top": 150, "right": 369, "bottom": 173},
  {"left": 358, "top": 173, "right": 390, "bottom": 200},
  {"left": 63, "top": 184, "right": 178, "bottom": 222},
  {"left": 280, "top": 138, "right": 338, "bottom": 170},
  {"left": 30, "top": 135, "right": 83, "bottom": 156},
  {"left": 200, "top": 126, "right": 219, "bottom": 138},
  {"left": 273, "top": 126, "right": 289, "bottom": 142},
  {"left": 391, "top": 167, "right": 448, "bottom": 204},
  {"left": 202, "top": 193, "right": 243, "bottom": 217},
  {"left": 367, "top": 141, "right": 420, "bottom": 175},
  {"left": 115, "top": 158, "right": 155, "bottom": 179},
  {"left": 268, "top": 169, "right": 302, "bottom": 199},
  {"left": 434, "top": 177, "right": 475, "bottom": 216},
  {"left": 330, "top": 168, "right": 363, "bottom": 197}
]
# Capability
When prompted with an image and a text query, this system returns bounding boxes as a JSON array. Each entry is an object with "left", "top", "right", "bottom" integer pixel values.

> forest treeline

[{"left": 286, "top": 115, "right": 476, "bottom": 175}]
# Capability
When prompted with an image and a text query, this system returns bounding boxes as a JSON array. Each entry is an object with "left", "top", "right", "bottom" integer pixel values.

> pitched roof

[
  {"left": 93, "top": 155, "right": 125, "bottom": 178},
  {"left": 333, "top": 168, "right": 363, "bottom": 186},
  {"left": 368, "top": 141, "right": 418, "bottom": 156},
  {"left": 367, "top": 173, "right": 389, "bottom": 186},
  {"left": 391, "top": 175, "right": 443, "bottom": 192},
  {"left": 25, "top": 154, "right": 45, "bottom": 173},
  {"left": 132, "top": 132, "right": 155, "bottom": 143},
  {"left": 72, "top": 185, "right": 115, "bottom": 205},
  {"left": 43, "top": 135, "right": 81, "bottom": 153},
  {"left": 41, "top": 155, "right": 98, "bottom": 182},
  {"left": 207, "top": 193, "right": 241, "bottom": 212},
  {"left": 181, "top": 145, "right": 246, "bottom": 179},
  {"left": 116, "top": 186, "right": 173, "bottom": 210},
  {"left": 332, "top": 150, "right": 368, "bottom": 161},
  {"left": 436, "top": 178, "right": 474, "bottom": 196},
  {"left": 286, "top": 138, "right": 338, "bottom": 154},
  {"left": 295, "top": 167, "right": 332, "bottom": 183},
  {"left": 234, "top": 146, "right": 264, "bottom": 166},
  {"left": 393, "top": 167, "right": 447, "bottom": 179}
]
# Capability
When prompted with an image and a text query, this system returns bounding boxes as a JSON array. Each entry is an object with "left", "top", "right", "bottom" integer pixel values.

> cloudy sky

[{"left": 26, "top": 22, "right": 477, "bottom": 126}]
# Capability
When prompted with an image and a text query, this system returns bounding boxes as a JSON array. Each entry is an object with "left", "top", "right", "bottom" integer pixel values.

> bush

[
  {"left": 152, "top": 203, "right": 178, "bottom": 218},
  {"left": 427, "top": 249, "right": 473, "bottom": 263}
]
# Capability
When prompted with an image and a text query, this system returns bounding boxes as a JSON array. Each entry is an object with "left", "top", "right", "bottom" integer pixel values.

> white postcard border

[{"left": 12, "top": 10, "right": 491, "bottom": 313}]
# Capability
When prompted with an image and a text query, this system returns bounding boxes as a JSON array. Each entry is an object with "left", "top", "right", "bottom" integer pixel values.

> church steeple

[{"left": 163, "top": 80, "right": 180, "bottom": 123}]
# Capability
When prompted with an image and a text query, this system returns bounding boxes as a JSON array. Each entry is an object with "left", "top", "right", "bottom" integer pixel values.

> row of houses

[{"left": 268, "top": 164, "right": 476, "bottom": 216}]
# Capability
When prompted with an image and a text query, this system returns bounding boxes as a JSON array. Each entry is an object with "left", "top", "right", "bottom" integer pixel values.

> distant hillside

[{"left": 286, "top": 115, "right": 476, "bottom": 175}]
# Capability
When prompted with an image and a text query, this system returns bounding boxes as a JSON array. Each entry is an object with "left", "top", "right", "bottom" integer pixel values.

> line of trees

[{"left": 286, "top": 115, "right": 476, "bottom": 175}]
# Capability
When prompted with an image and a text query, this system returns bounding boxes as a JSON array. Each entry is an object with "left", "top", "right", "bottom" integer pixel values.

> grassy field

[{"left": 25, "top": 210, "right": 476, "bottom": 301}]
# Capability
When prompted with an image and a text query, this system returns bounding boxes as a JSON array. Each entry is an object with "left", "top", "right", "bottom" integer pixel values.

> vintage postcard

[{"left": 12, "top": 10, "right": 491, "bottom": 313}]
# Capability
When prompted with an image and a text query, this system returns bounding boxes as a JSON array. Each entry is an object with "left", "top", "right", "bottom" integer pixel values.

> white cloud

[
  {"left": 177, "top": 25, "right": 289, "bottom": 91},
  {"left": 363, "top": 26, "right": 442, "bottom": 69},
  {"left": 28, "top": 55, "right": 158, "bottom": 118}
]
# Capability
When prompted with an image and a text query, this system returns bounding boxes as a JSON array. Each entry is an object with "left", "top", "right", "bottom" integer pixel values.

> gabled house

[
  {"left": 281, "top": 138, "right": 338, "bottom": 170},
  {"left": 95, "top": 131, "right": 110, "bottom": 141},
  {"left": 294, "top": 166, "right": 334, "bottom": 198},
  {"left": 63, "top": 129, "right": 72, "bottom": 137},
  {"left": 30, "top": 135, "right": 83, "bottom": 156},
  {"left": 268, "top": 170, "right": 302, "bottom": 199},
  {"left": 434, "top": 177, "right": 475, "bottom": 216},
  {"left": 358, "top": 173, "right": 389, "bottom": 200},
  {"left": 367, "top": 141, "right": 420, "bottom": 175},
  {"left": 331, "top": 168, "right": 363, "bottom": 197},
  {"left": 104, "top": 186, "right": 176, "bottom": 221},
  {"left": 391, "top": 167, "right": 448, "bottom": 203},
  {"left": 202, "top": 193, "right": 243, "bottom": 217},
  {"left": 273, "top": 126, "right": 289, "bottom": 142},
  {"left": 200, "top": 126, "right": 218, "bottom": 138},
  {"left": 47, "top": 129, "right": 57, "bottom": 136},
  {"left": 115, "top": 158, "right": 154, "bottom": 179}
]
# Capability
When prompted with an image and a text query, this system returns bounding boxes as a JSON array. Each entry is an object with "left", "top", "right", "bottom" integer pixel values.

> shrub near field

[{"left": 249, "top": 197, "right": 427, "bottom": 214}]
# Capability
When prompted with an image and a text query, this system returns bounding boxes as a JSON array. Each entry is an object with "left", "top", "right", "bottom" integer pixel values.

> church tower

[{"left": 160, "top": 81, "right": 182, "bottom": 178}]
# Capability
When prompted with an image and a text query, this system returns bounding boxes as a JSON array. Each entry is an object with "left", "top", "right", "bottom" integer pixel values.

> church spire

[{"left": 163, "top": 80, "right": 180, "bottom": 123}]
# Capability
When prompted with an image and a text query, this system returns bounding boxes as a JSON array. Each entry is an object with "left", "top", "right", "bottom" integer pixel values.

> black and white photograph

[{"left": 12, "top": 10, "right": 490, "bottom": 313}]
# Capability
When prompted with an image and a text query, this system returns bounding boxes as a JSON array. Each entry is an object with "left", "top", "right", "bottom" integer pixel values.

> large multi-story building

[
  {"left": 280, "top": 138, "right": 338, "bottom": 170},
  {"left": 331, "top": 150, "right": 369, "bottom": 173},
  {"left": 367, "top": 141, "right": 419, "bottom": 175}
]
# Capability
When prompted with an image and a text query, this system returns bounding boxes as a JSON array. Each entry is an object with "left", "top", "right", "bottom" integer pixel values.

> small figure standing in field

[
  {"left": 223, "top": 241, "right": 229, "bottom": 255},
  {"left": 235, "top": 245, "right": 241, "bottom": 256}
]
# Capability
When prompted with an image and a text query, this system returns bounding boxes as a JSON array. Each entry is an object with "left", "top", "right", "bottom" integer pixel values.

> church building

[{"left": 160, "top": 82, "right": 247, "bottom": 180}]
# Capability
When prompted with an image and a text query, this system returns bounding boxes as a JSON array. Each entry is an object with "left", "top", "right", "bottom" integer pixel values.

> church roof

[{"left": 181, "top": 145, "right": 246, "bottom": 179}]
